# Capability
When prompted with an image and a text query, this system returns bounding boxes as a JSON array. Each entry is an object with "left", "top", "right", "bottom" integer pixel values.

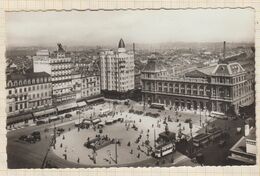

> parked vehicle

[
  {"left": 26, "top": 135, "right": 37, "bottom": 143},
  {"left": 65, "top": 114, "right": 72, "bottom": 118},
  {"left": 36, "top": 120, "right": 47, "bottom": 126},
  {"left": 19, "top": 135, "right": 28, "bottom": 141},
  {"left": 31, "top": 131, "right": 41, "bottom": 141}
]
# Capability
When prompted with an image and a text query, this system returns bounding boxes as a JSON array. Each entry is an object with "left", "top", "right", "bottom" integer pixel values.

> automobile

[
  {"left": 31, "top": 131, "right": 41, "bottom": 141},
  {"left": 36, "top": 120, "right": 47, "bottom": 126},
  {"left": 26, "top": 135, "right": 36, "bottom": 143},
  {"left": 19, "top": 135, "right": 28, "bottom": 141},
  {"left": 218, "top": 140, "right": 226, "bottom": 147},
  {"left": 65, "top": 114, "right": 72, "bottom": 118},
  {"left": 57, "top": 128, "right": 65, "bottom": 134}
]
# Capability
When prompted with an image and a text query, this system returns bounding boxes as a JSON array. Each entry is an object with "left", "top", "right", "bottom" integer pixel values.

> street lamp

[
  {"left": 115, "top": 139, "right": 118, "bottom": 164},
  {"left": 199, "top": 107, "right": 202, "bottom": 127},
  {"left": 189, "top": 121, "right": 193, "bottom": 157}
]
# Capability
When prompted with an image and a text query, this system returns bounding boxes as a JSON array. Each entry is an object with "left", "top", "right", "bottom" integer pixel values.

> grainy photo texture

[{"left": 5, "top": 9, "right": 256, "bottom": 168}]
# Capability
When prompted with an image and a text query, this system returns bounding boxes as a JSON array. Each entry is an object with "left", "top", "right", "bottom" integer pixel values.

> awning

[
  {"left": 57, "top": 102, "right": 78, "bottom": 112},
  {"left": 7, "top": 113, "right": 33, "bottom": 124},
  {"left": 86, "top": 97, "right": 104, "bottom": 103},
  {"left": 33, "top": 108, "right": 56, "bottom": 117},
  {"left": 77, "top": 101, "right": 87, "bottom": 107}
]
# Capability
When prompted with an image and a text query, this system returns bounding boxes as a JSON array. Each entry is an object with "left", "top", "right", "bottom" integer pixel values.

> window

[
  {"left": 20, "top": 104, "right": 23, "bottom": 109},
  {"left": 28, "top": 87, "right": 31, "bottom": 91},
  {"left": 33, "top": 86, "right": 35, "bottom": 91},
  {"left": 19, "top": 88, "right": 22, "bottom": 93},
  {"left": 24, "top": 103, "right": 27, "bottom": 108},
  {"left": 9, "top": 106, "right": 12, "bottom": 112},
  {"left": 9, "top": 90, "right": 12, "bottom": 95},
  {"left": 15, "top": 105, "right": 18, "bottom": 110},
  {"left": 24, "top": 88, "right": 27, "bottom": 92}
]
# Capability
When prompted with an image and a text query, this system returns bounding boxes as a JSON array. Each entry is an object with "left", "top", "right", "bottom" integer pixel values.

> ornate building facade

[
  {"left": 141, "top": 57, "right": 254, "bottom": 114},
  {"left": 6, "top": 72, "right": 52, "bottom": 123}
]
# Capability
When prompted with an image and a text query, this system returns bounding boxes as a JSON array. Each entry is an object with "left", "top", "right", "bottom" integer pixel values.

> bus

[
  {"left": 153, "top": 142, "right": 175, "bottom": 158},
  {"left": 210, "top": 111, "right": 228, "bottom": 120},
  {"left": 150, "top": 103, "right": 165, "bottom": 110}
]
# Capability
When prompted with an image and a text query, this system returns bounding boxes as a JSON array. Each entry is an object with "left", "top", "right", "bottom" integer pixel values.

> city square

[{"left": 5, "top": 9, "right": 256, "bottom": 168}]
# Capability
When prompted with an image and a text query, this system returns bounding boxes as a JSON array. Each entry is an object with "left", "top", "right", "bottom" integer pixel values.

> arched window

[{"left": 8, "top": 81, "right": 12, "bottom": 87}]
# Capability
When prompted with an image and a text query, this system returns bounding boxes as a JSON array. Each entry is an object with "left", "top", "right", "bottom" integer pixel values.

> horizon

[{"left": 6, "top": 9, "right": 254, "bottom": 47}]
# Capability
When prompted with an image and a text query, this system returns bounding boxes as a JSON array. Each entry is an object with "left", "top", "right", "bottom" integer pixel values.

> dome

[{"left": 118, "top": 38, "right": 125, "bottom": 48}]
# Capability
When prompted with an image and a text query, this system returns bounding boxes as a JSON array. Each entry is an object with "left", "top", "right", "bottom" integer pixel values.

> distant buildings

[
  {"left": 100, "top": 39, "right": 135, "bottom": 94},
  {"left": 141, "top": 56, "right": 254, "bottom": 114},
  {"left": 6, "top": 72, "right": 52, "bottom": 124}
]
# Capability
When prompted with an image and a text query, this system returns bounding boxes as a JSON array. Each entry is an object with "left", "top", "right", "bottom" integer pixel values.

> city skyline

[{"left": 6, "top": 8, "right": 254, "bottom": 47}]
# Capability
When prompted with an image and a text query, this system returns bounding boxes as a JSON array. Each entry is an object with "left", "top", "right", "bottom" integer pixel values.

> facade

[
  {"left": 71, "top": 70, "right": 101, "bottom": 101},
  {"left": 6, "top": 72, "right": 52, "bottom": 118},
  {"left": 33, "top": 50, "right": 52, "bottom": 74},
  {"left": 81, "top": 72, "right": 101, "bottom": 99},
  {"left": 50, "top": 44, "right": 75, "bottom": 104},
  {"left": 141, "top": 57, "right": 254, "bottom": 114},
  {"left": 33, "top": 44, "right": 75, "bottom": 105},
  {"left": 100, "top": 39, "right": 135, "bottom": 93}
]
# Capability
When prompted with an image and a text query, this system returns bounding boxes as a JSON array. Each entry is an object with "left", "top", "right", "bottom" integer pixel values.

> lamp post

[
  {"left": 189, "top": 121, "right": 193, "bottom": 157},
  {"left": 115, "top": 139, "right": 118, "bottom": 164},
  {"left": 199, "top": 107, "right": 202, "bottom": 127}
]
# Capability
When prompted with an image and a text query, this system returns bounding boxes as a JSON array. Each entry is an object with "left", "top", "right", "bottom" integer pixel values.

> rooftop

[
  {"left": 142, "top": 57, "right": 167, "bottom": 73},
  {"left": 7, "top": 72, "right": 51, "bottom": 81}
]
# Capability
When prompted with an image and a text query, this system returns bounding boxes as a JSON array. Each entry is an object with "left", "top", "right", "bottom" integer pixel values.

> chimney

[
  {"left": 133, "top": 43, "right": 135, "bottom": 60},
  {"left": 223, "top": 41, "right": 226, "bottom": 60}
]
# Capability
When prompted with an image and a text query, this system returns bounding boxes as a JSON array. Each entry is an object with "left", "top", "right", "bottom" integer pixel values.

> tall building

[
  {"left": 6, "top": 72, "right": 52, "bottom": 124},
  {"left": 100, "top": 39, "right": 135, "bottom": 94},
  {"left": 50, "top": 44, "right": 74, "bottom": 104},
  {"left": 141, "top": 56, "right": 254, "bottom": 114},
  {"left": 33, "top": 44, "right": 75, "bottom": 104}
]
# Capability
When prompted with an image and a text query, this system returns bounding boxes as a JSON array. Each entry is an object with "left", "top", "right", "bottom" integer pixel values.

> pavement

[{"left": 6, "top": 100, "right": 244, "bottom": 168}]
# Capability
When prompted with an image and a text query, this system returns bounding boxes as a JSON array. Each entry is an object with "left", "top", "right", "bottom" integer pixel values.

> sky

[{"left": 5, "top": 9, "right": 255, "bottom": 47}]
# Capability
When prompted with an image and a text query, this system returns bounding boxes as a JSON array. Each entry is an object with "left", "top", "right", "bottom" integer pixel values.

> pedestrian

[
  {"left": 127, "top": 141, "right": 131, "bottom": 146},
  {"left": 77, "top": 157, "right": 80, "bottom": 163},
  {"left": 60, "top": 143, "right": 63, "bottom": 148},
  {"left": 130, "top": 149, "right": 133, "bottom": 154},
  {"left": 137, "top": 153, "right": 140, "bottom": 158},
  {"left": 63, "top": 135, "right": 65, "bottom": 140}
]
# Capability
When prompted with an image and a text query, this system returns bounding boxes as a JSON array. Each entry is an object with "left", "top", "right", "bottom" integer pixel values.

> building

[
  {"left": 141, "top": 56, "right": 254, "bottom": 114},
  {"left": 6, "top": 72, "right": 52, "bottom": 124},
  {"left": 33, "top": 44, "right": 75, "bottom": 105},
  {"left": 50, "top": 44, "right": 75, "bottom": 104},
  {"left": 80, "top": 71, "right": 101, "bottom": 100},
  {"left": 100, "top": 39, "right": 135, "bottom": 95},
  {"left": 33, "top": 50, "right": 52, "bottom": 74},
  {"left": 228, "top": 126, "right": 256, "bottom": 165}
]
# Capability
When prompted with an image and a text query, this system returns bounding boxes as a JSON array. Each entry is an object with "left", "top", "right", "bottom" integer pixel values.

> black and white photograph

[{"left": 5, "top": 9, "right": 256, "bottom": 168}]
